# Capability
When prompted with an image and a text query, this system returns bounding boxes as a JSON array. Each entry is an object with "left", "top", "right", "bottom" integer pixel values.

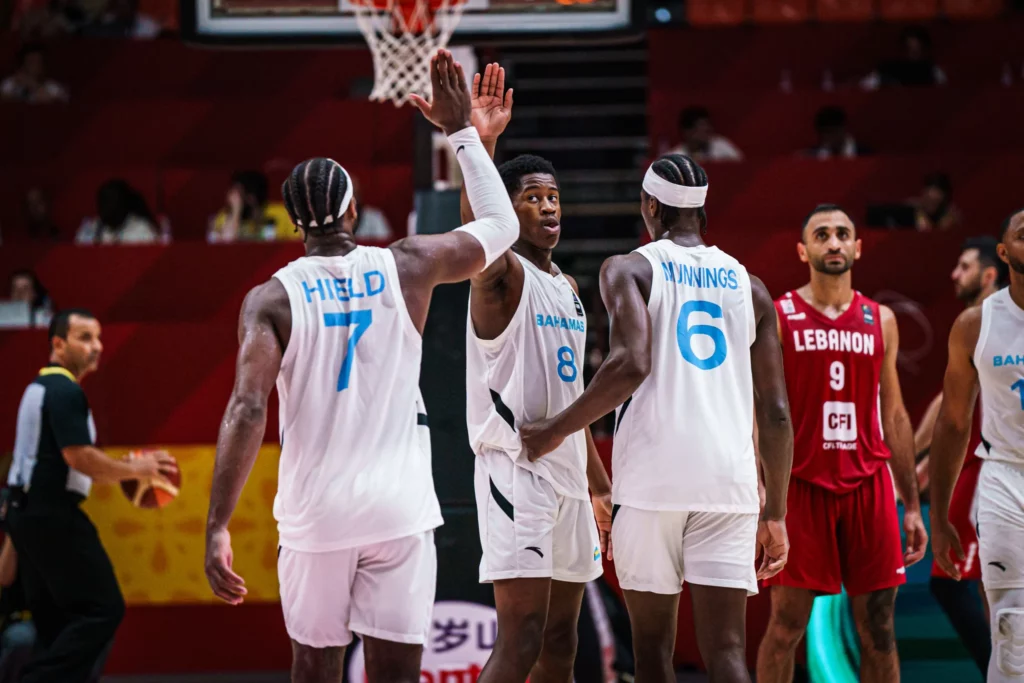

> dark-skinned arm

[
  {"left": 205, "top": 280, "right": 285, "bottom": 604},
  {"left": 398, "top": 51, "right": 518, "bottom": 290},
  {"left": 521, "top": 253, "right": 652, "bottom": 460},
  {"left": 928, "top": 307, "right": 982, "bottom": 580},
  {"left": 748, "top": 276, "right": 792, "bottom": 579},
  {"left": 585, "top": 425, "right": 614, "bottom": 558},
  {"left": 878, "top": 305, "right": 928, "bottom": 566}
]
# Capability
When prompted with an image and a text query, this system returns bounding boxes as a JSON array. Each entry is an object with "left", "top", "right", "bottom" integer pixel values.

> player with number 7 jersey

[{"left": 205, "top": 50, "right": 523, "bottom": 679}]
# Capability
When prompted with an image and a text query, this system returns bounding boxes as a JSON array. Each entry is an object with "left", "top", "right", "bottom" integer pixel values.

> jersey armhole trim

[
  {"left": 381, "top": 249, "right": 422, "bottom": 344},
  {"left": 738, "top": 267, "right": 755, "bottom": 348},
  {"left": 273, "top": 274, "right": 300, "bottom": 372},
  {"left": 973, "top": 295, "right": 994, "bottom": 369},
  {"left": 633, "top": 246, "right": 662, "bottom": 313},
  {"left": 470, "top": 262, "right": 531, "bottom": 352}
]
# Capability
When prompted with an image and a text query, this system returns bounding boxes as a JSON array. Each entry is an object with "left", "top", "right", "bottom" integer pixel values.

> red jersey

[{"left": 776, "top": 290, "right": 890, "bottom": 494}]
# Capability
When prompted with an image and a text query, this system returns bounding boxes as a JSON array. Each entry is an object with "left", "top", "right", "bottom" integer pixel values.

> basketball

[{"left": 120, "top": 451, "right": 182, "bottom": 509}]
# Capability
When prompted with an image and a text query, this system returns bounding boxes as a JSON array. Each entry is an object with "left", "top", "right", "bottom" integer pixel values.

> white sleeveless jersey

[
  {"left": 466, "top": 254, "right": 589, "bottom": 500},
  {"left": 272, "top": 248, "right": 442, "bottom": 552},
  {"left": 613, "top": 241, "right": 759, "bottom": 513},
  {"left": 973, "top": 288, "right": 1024, "bottom": 466}
]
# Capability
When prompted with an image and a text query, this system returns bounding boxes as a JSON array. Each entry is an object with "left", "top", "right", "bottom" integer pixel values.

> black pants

[
  {"left": 930, "top": 576, "right": 991, "bottom": 676},
  {"left": 6, "top": 501, "right": 125, "bottom": 683}
]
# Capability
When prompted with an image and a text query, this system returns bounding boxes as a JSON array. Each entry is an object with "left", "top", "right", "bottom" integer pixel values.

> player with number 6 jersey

[
  {"left": 757, "top": 204, "right": 928, "bottom": 683},
  {"left": 522, "top": 154, "right": 794, "bottom": 683}
]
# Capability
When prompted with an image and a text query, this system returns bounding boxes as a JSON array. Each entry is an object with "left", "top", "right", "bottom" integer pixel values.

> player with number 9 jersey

[{"left": 775, "top": 289, "right": 888, "bottom": 493}]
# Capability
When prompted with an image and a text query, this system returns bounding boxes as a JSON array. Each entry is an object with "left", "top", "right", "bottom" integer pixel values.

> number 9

[{"left": 829, "top": 361, "right": 845, "bottom": 391}]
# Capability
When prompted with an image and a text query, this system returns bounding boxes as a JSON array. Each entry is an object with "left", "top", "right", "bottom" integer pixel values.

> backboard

[{"left": 186, "top": 0, "right": 633, "bottom": 42}]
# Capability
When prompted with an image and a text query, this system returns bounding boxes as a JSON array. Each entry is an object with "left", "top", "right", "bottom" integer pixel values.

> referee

[{"left": 4, "top": 309, "right": 177, "bottom": 683}]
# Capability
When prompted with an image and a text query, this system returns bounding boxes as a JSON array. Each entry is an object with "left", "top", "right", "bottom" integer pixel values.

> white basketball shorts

[
  {"left": 978, "top": 459, "right": 1024, "bottom": 591},
  {"left": 474, "top": 449, "right": 603, "bottom": 583},
  {"left": 277, "top": 531, "right": 437, "bottom": 648},
  {"left": 611, "top": 506, "right": 758, "bottom": 595}
]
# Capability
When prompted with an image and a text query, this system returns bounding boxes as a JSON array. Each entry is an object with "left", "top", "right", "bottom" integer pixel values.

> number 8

[
  {"left": 829, "top": 361, "right": 845, "bottom": 391},
  {"left": 557, "top": 346, "right": 578, "bottom": 383}
]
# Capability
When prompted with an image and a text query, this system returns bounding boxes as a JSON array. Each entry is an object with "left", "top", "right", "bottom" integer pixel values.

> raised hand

[
  {"left": 470, "top": 63, "right": 513, "bottom": 142},
  {"left": 408, "top": 49, "right": 472, "bottom": 136}
]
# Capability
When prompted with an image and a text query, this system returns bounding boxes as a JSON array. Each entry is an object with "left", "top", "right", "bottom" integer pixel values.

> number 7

[{"left": 324, "top": 310, "right": 373, "bottom": 391}]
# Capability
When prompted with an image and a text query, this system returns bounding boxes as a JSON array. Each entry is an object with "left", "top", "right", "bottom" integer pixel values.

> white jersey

[
  {"left": 973, "top": 287, "right": 1024, "bottom": 466},
  {"left": 613, "top": 241, "right": 759, "bottom": 513},
  {"left": 466, "top": 254, "right": 589, "bottom": 500},
  {"left": 272, "top": 248, "right": 442, "bottom": 552}
]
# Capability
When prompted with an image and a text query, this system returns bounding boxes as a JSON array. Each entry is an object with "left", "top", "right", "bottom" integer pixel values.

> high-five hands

[
  {"left": 408, "top": 49, "right": 472, "bottom": 136},
  {"left": 470, "top": 62, "right": 513, "bottom": 141}
]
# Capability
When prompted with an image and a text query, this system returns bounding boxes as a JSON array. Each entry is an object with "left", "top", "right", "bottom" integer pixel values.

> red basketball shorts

[{"left": 764, "top": 465, "right": 906, "bottom": 596}]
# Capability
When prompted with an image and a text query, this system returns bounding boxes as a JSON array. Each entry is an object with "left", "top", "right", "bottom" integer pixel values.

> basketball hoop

[{"left": 351, "top": 0, "right": 466, "bottom": 107}]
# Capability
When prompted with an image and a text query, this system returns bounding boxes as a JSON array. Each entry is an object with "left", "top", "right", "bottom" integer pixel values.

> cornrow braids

[
  {"left": 282, "top": 158, "right": 351, "bottom": 236},
  {"left": 649, "top": 153, "right": 709, "bottom": 233}
]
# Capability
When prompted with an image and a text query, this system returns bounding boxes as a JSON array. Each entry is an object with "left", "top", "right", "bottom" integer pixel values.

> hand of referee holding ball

[
  {"left": 408, "top": 49, "right": 473, "bottom": 136},
  {"left": 125, "top": 450, "right": 178, "bottom": 482}
]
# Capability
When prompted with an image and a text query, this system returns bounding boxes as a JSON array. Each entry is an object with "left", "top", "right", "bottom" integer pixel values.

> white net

[{"left": 353, "top": 0, "right": 466, "bottom": 107}]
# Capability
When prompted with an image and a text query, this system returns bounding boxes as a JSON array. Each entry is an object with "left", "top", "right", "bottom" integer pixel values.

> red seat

[
  {"left": 815, "top": 0, "right": 875, "bottom": 21},
  {"left": 880, "top": 0, "right": 938, "bottom": 19},
  {"left": 687, "top": 0, "right": 747, "bottom": 25},
  {"left": 753, "top": 0, "right": 811, "bottom": 22},
  {"left": 943, "top": 0, "right": 1003, "bottom": 17}
]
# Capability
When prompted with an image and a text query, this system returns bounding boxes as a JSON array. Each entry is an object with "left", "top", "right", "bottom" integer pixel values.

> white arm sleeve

[{"left": 448, "top": 127, "right": 518, "bottom": 269}]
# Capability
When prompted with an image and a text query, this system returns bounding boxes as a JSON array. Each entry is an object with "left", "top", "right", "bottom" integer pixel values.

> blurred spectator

[
  {"left": 805, "top": 106, "right": 870, "bottom": 159},
  {"left": 912, "top": 172, "right": 962, "bottom": 232},
  {"left": 7, "top": 270, "right": 53, "bottom": 328},
  {"left": 209, "top": 171, "right": 295, "bottom": 242},
  {"left": 347, "top": 175, "right": 393, "bottom": 241},
  {"left": 82, "top": 0, "right": 160, "bottom": 38},
  {"left": 25, "top": 188, "right": 60, "bottom": 241},
  {"left": 862, "top": 26, "right": 948, "bottom": 90},
  {"left": 668, "top": 106, "right": 743, "bottom": 163},
  {"left": 0, "top": 43, "right": 69, "bottom": 104},
  {"left": 0, "top": 534, "right": 35, "bottom": 683},
  {"left": 76, "top": 179, "right": 160, "bottom": 244},
  {"left": 17, "top": 0, "right": 87, "bottom": 40}
]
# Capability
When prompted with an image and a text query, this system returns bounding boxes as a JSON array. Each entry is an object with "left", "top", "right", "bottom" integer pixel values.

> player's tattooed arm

[
  {"left": 520, "top": 253, "right": 653, "bottom": 461},
  {"left": 878, "top": 305, "right": 928, "bottom": 565},
  {"left": 206, "top": 279, "right": 288, "bottom": 605},
  {"left": 928, "top": 307, "right": 982, "bottom": 580}
]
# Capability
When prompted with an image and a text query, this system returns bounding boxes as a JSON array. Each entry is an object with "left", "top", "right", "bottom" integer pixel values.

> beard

[
  {"left": 1008, "top": 253, "right": 1024, "bottom": 274},
  {"left": 955, "top": 278, "right": 982, "bottom": 303},
  {"left": 810, "top": 254, "right": 853, "bottom": 275}
]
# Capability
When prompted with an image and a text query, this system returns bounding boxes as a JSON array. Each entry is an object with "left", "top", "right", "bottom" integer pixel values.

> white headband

[
  {"left": 295, "top": 160, "right": 354, "bottom": 228},
  {"left": 642, "top": 166, "right": 708, "bottom": 208}
]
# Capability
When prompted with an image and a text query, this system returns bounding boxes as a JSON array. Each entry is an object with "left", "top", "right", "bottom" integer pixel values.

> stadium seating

[{"left": 0, "top": 41, "right": 412, "bottom": 242}]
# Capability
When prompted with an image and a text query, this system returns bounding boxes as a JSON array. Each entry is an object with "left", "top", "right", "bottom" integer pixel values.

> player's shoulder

[
  {"left": 241, "top": 278, "right": 290, "bottom": 326},
  {"left": 952, "top": 305, "right": 984, "bottom": 336},
  {"left": 601, "top": 251, "right": 652, "bottom": 283}
]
